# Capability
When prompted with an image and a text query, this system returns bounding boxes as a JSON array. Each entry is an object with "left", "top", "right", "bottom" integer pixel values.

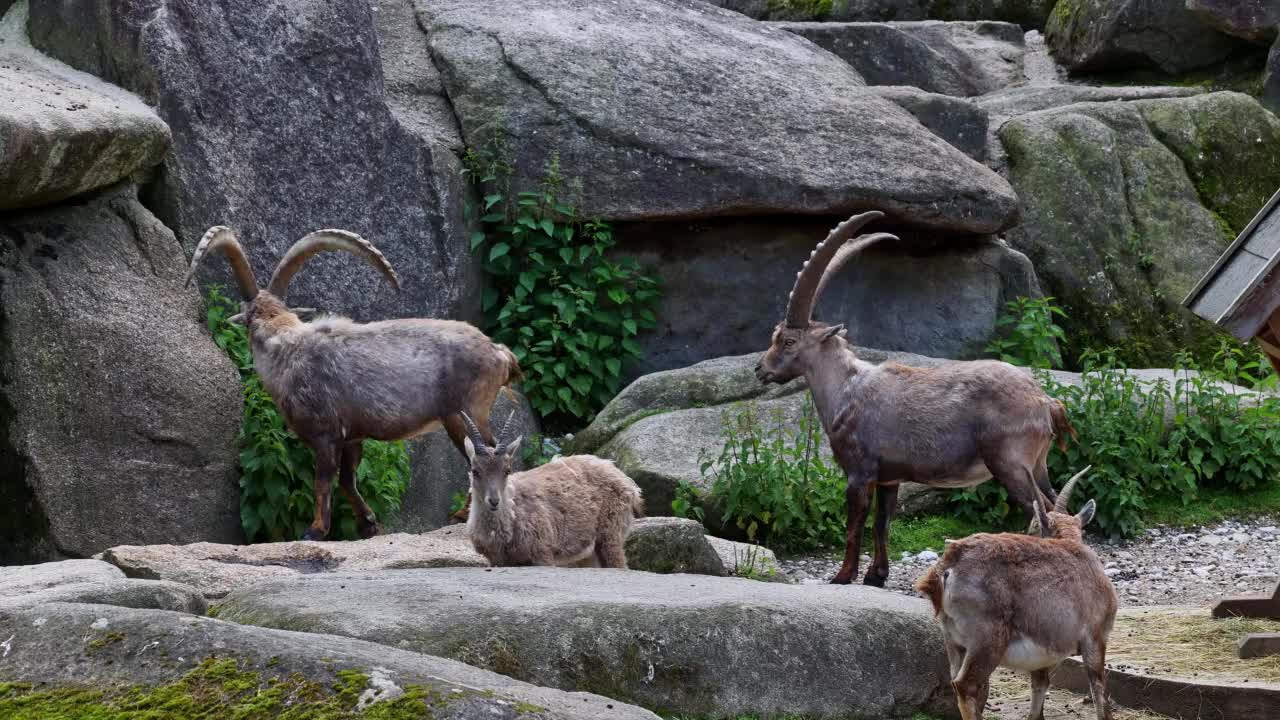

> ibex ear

[
  {"left": 818, "top": 324, "right": 846, "bottom": 343},
  {"left": 463, "top": 436, "right": 477, "bottom": 463},
  {"left": 504, "top": 436, "right": 523, "bottom": 459},
  {"left": 1075, "top": 499, "right": 1097, "bottom": 528},
  {"left": 1032, "top": 500, "right": 1053, "bottom": 538}
]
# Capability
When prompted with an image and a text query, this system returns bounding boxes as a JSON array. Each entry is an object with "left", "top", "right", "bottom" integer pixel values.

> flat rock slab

[
  {"left": 0, "top": 8, "right": 169, "bottom": 211},
  {"left": 0, "top": 559, "right": 205, "bottom": 614},
  {"left": 217, "top": 567, "right": 954, "bottom": 718},
  {"left": 419, "top": 0, "right": 1017, "bottom": 233},
  {"left": 99, "top": 527, "right": 488, "bottom": 599},
  {"left": 0, "top": 602, "right": 659, "bottom": 720},
  {"left": 0, "top": 559, "right": 123, "bottom": 593}
]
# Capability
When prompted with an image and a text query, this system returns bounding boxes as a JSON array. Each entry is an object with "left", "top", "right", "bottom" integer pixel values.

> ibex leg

[
  {"left": 952, "top": 644, "right": 1001, "bottom": 720},
  {"left": 1027, "top": 668, "right": 1050, "bottom": 720},
  {"left": 302, "top": 443, "right": 340, "bottom": 541},
  {"left": 1080, "top": 639, "right": 1112, "bottom": 720},
  {"left": 337, "top": 441, "right": 380, "bottom": 539},
  {"left": 864, "top": 482, "right": 898, "bottom": 587},
  {"left": 831, "top": 473, "right": 873, "bottom": 585}
]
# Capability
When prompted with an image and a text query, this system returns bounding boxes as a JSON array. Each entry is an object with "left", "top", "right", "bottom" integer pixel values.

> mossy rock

[
  {"left": 0, "top": 603, "right": 653, "bottom": 719},
  {"left": 999, "top": 91, "right": 1280, "bottom": 367}
]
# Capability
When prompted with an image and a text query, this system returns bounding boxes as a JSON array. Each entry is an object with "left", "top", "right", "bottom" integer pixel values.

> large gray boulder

[
  {"left": 773, "top": 20, "right": 1026, "bottom": 97},
  {"left": 621, "top": 219, "right": 1041, "bottom": 376},
  {"left": 419, "top": 0, "right": 1019, "bottom": 234},
  {"left": 623, "top": 517, "right": 726, "bottom": 576},
  {"left": 870, "top": 86, "right": 989, "bottom": 161},
  {"left": 1000, "top": 91, "right": 1280, "bottom": 363},
  {"left": 1268, "top": 37, "right": 1280, "bottom": 113},
  {"left": 1045, "top": 0, "right": 1243, "bottom": 73},
  {"left": 574, "top": 350, "right": 1258, "bottom": 517},
  {"left": 0, "top": 603, "right": 660, "bottom": 720},
  {"left": 0, "top": 8, "right": 169, "bottom": 211},
  {"left": 27, "top": 0, "right": 480, "bottom": 324},
  {"left": 1186, "top": 0, "right": 1279, "bottom": 44},
  {"left": 707, "top": 0, "right": 1057, "bottom": 28},
  {"left": 217, "top": 567, "right": 955, "bottom": 718},
  {"left": 0, "top": 559, "right": 205, "bottom": 613},
  {"left": 97, "top": 526, "right": 488, "bottom": 599},
  {"left": 0, "top": 185, "right": 242, "bottom": 563}
]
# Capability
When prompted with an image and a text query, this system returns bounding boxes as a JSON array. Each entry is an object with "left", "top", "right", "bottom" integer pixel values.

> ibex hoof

[
  {"left": 862, "top": 573, "right": 887, "bottom": 588},
  {"left": 301, "top": 527, "right": 327, "bottom": 541},
  {"left": 829, "top": 573, "right": 853, "bottom": 585},
  {"left": 357, "top": 519, "right": 382, "bottom": 539}
]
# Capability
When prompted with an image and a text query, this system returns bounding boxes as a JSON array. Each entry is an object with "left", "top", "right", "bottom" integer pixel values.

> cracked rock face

[
  {"left": 418, "top": 0, "right": 1018, "bottom": 234},
  {"left": 0, "top": 186, "right": 242, "bottom": 562}
]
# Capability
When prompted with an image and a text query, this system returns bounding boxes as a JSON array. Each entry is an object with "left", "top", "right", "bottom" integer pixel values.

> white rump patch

[{"left": 1001, "top": 635, "right": 1063, "bottom": 671}]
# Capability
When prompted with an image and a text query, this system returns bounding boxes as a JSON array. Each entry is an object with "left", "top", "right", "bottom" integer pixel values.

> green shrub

[
  {"left": 464, "top": 133, "right": 661, "bottom": 426},
  {"left": 985, "top": 295, "right": 1067, "bottom": 369},
  {"left": 205, "top": 287, "right": 409, "bottom": 542},
  {"left": 693, "top": 398, "right": 847, "bottom": 551}
]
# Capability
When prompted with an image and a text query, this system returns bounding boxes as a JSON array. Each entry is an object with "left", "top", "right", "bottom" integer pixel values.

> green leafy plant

[
  {"left": 696, "top": 398, "right": 847, "bottom": 551},
  {"left": 984, "top": 295, "right": 1067, "bottom": 369},
  {"left": 671, "top": 480, "right": 706, "bottom": 524},
  {"left": 464, "top": 132, "right": 661, "bottom": 426},
  {"left": 205, "top": 287, "right": 409, "bottom": 542}
]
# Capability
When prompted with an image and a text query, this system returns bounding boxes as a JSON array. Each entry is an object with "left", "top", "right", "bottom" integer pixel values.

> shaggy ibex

[
  {"left": 460, "top": 412, "right": 644, "bottom": 568},
  {"left": 188, "top": 226, "right": 521, "bottom": 540},
  {"left": 915, "top": 468, "right": 1117, "bottom": 720},
  {"left": 755, "top": 211, "right": 1075, "bottom": 585}
]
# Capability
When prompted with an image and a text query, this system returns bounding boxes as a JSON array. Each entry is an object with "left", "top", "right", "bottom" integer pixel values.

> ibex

[
  {"left": 460, "top": 412, "right": 644, "bottom": 568},
  {"left": 188, "top": 227, "right": 521, "bottom": 540},
  {"left": 915, "top": 468, "right": 1117, "bottom": 720},
  {"left": 755, "top": 211, "right": 1075, "bottom": 585}
]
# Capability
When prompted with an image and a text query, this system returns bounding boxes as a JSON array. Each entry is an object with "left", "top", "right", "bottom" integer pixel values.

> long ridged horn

[
  {"left": 497, "top": 408, "right": 518, "bottom": 446},
  {"left": 267, "top": 229, "right": 401, "bottom": 299},
  {"left": 186, "top": 226, "right": 260, "bottom": 300},
  {"left": 1054, "top": 465, "right": 1091, "bottom": 513},
  {"left": 783, "top": 211, "right": 885, "bottom": 328},
  {"left": 812, "top": 232, "right": 899, "bottom": 311},
  {"left": 458, "top": 411, "right": 491, "bottom": 453}
]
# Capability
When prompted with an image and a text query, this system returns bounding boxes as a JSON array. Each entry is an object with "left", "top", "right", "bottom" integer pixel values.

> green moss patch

[{"left": 0, "top": 657, "right": 511, "bottom": 719}]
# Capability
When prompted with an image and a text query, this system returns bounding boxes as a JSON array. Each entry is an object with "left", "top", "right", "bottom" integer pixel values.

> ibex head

[
  {"left": 755, "top": 211, "right": 897, "bottom": 384},
  {"left": 1030, "top": 466, "right": 1097, "bottom": 542},
  {"left": 460, "top": 410, "right": 522, "bottom": 513},
  {"left": 185, "top": 226, "right": 401, "bottom": 328}
]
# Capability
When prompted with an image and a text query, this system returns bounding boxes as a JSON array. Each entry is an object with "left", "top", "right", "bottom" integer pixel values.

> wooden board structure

[
  {"left": 1214, "top": 581, "right": 1280, "bottom": 659},
  {"left": 1184, "top": 186, "right": 1280, "bottom": 370}
]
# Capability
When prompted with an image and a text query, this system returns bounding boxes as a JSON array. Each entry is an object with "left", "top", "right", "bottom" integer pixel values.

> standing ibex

[
  {"left": 755, "top": 211, "right": 1075, "bottom": 585},
  {"left": 916, "top": 468, "right": 1117, "bottom": 720},
  {"left": 188, "top": 226, "right": 521, "bottom": 540},
  {"left": 460, "top": 412, "right": 644, "bottom": 568}
]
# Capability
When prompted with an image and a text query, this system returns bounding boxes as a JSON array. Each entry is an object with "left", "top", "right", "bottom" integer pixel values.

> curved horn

[
  {"left": 458, "top": 411, "right": 491, "bottom": 452},
  {"left": 783, "top": 211, "right": 885, "bottom": 328},
  {"left": 496, "top": 408, "right": 518, "bottom": 446},
  {"left": 812, "top": 232, "right": 899, "bottom": 312},
  {"left": 267, "top": 229, "right": 401, "bottom": 299},
  {"left": 186, "top": 226, "right": 260, "bottom": 300},
  {"left": 1054, "top": 465, "right": 1091, "bottom": 513}
]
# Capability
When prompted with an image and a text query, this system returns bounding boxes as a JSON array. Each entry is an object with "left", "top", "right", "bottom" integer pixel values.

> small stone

[
  {"left": 917, "top": 550, "right": 939, "bottom": 562},
  {"left": 1105, "top": 568, "right": 1121, "bottom": 578},
  {"left": 1232, "top": 533, "right": 1252, "bottom": 543},
  {"left": 1200, "top": 535, "right": 1224, "bottom": 546}
]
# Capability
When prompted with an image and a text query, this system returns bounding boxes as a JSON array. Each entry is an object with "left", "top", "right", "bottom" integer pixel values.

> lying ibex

[
  {"left": 460, "top": 412, "right": 644, "bottom": 568},
  {"left": 755, "top": 211, "right": 1075, "bottom": 585},
  {"left": 915, "top": 468, "right": 1117, "bottom": 720},
  {"left": 188, "top": 227, "right": 521, "bottom": 540}
]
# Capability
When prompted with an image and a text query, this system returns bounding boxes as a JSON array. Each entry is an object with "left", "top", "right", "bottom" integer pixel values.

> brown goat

[
  {"left": 187, "top": 227, "right": 521, "bottom": 540},
  {"left": 755, "top": 211, "right": 1075, "bottom": 585},
  {"left": 915, "top": 468, "right": 1117, "bottom": 720},
  {"left": 460, "top": 412, "right": 644, "bottom": 568}
]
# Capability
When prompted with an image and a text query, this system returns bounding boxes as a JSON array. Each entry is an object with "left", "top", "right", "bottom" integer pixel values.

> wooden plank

[
  {"left": 1213, "top": 580, "right": 1280, "bottom": 620},
  {"left": 1244, "top": 199, "right": 1280, "bottom": 258},
  {"left": 1188, "top": 249, "right": 1269, "bottom": 326},
  {"left": 1239, "top": 633, "right": 1280, "bottom": 659},
  {"left": 1222, "top": 269, "right": 1280, "bottom": 340},
  {"left": 1052, "top": 657, "right": 1280, "bottom": 720},
  {"left": 1184, "top": 186, "right": 1280, "bottom": 317}
]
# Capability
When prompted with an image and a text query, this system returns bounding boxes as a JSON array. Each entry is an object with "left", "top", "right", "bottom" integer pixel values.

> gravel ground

[{"left": 780, "top": 517, "right": 1280, "bottom": 607}]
